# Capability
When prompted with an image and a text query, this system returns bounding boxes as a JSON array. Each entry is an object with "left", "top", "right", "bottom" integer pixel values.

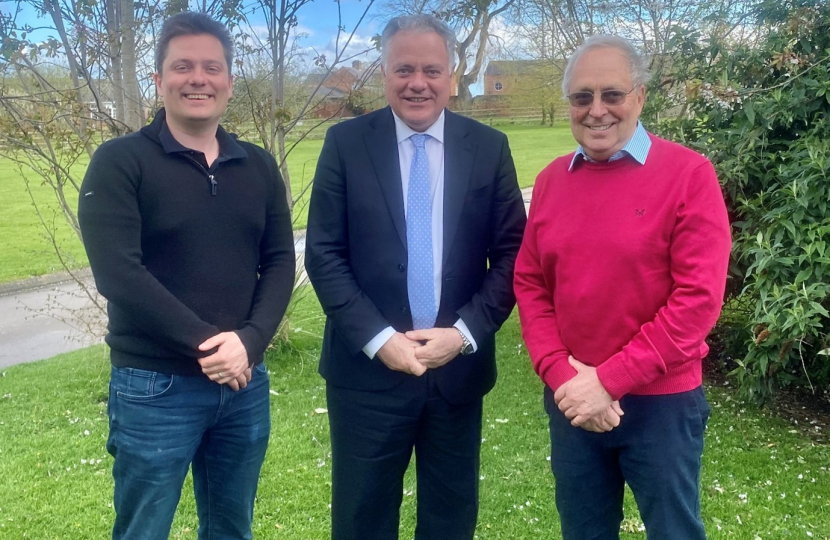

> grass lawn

[
  {"left": 0, "top": 289, "right": 827, "bottom": 539},
  {"left": 0, "top": 158, "right": 88, "bottom": 283},
  {"left": 0, "top": 121, "right": 575, "bottom": 284}
]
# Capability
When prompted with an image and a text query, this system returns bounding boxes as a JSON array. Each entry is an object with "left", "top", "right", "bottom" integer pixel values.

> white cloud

[{"left": 305, "top": 31, "right": 380, "bottom": 70}]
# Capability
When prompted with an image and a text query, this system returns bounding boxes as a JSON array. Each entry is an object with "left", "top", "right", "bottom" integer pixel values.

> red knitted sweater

[{"left": 514, "top": 134, "right": 731, "bottom": 400}]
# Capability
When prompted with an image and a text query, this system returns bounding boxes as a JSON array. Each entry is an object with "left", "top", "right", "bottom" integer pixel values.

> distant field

[
  {"left": 0, "top": 120, "right": 575, "bottom": 284},
  {"left": 0, "top": 158, "right": 89, "bottom": 283}
]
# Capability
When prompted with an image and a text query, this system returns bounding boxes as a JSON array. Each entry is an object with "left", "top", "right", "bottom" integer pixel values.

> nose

[
  {"left": 409, "top": 70, "right": 427, "bottom": 91},
  {"left": 188, "top": 67, "right": 207, "bottom": 85},
  {"left": 588, "top": 93, "right": 608, "bottom": 117}
]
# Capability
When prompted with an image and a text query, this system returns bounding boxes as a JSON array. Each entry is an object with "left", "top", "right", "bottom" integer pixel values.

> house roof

[{"left": 304, "top": 72, "right": 328, "bottom": 86}]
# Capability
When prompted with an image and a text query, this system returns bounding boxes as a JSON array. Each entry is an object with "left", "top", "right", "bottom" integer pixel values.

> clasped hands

[
  {"left": 554, "top": 356, "right": 624, "bottom": 433},
  {"left": 376, "top": 329, "right": 463, "bottom": 376},
  {"left": 197, "top": 331, "right": 252, "bottom": 391}
]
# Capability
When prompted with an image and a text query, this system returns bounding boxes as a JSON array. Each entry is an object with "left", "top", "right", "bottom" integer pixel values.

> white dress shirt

[{"left": 362, "top": 111, "right": 478, "bottom": 359}]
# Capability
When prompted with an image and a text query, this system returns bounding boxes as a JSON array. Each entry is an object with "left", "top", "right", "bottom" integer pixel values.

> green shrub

[{"left": 647, "top": 1, "right": 830, "bottom": 404}]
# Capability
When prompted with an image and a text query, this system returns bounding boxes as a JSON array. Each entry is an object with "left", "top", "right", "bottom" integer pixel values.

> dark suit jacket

[{"left": 305, "top": 107, "right": 527, "bottom": 405}]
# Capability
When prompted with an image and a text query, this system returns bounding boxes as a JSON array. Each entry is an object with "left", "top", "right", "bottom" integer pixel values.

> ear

[
  {"left": 634, "top": 83, "right": 646, "bottom": 113},
  {"left": 228, "top": 73, "right": 234, "bottom": 100},
  {"left": 153, "top": 72, "right": 163, "bottom": 98}
]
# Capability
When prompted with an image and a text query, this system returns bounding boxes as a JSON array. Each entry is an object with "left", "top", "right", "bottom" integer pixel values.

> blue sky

[
  {"left": 289, "top": 0, "right": 384, "bottom": 70},
  {"left": 1, "top": 0, "right": 486, "bottom": 94},
  {"left": 0, "top": 0, "right": 383, "bottom": 69}
]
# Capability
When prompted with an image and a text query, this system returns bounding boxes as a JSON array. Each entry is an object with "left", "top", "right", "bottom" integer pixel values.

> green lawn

[
  {"left": 0, "top": 158, "right": 88, "bottom": 283},
  {"left": 501, "top": 123, "right": 576, "bottom": 189},
  {"left": 0, "top": 121, "right": 575, "bottom": 284},
  {"left": 0, "top": 290, "right": 827, "bottom": 539}
]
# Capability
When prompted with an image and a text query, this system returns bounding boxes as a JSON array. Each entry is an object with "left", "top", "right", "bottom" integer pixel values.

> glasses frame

[{"left": 567, "top": 86, "right": 638, "bottom": 108}]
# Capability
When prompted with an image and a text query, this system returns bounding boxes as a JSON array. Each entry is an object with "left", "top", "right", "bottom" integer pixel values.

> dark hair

[
  {"left": 380, "top": 14, "right": 457, "bottom": 70},
  {"left": 155, "top": 12, "right": 234, "bottom": 73}
]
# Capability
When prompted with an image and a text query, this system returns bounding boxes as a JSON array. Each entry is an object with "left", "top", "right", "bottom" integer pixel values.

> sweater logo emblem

[{"left": 635, "top": 208, "right": 645, "bottom": 217}]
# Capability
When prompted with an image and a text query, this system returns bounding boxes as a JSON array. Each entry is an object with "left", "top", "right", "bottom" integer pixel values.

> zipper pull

[{"left": 208, "top": 174, "right": 217, "bottom": 196}]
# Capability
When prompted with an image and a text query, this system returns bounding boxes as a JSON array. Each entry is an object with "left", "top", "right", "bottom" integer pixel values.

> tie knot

[{"left": 411, "top": 133, "right": 428, "bottom": 149}]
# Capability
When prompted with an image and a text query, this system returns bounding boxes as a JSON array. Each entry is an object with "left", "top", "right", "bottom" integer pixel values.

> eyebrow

[
  {"left": 392, "top": 62, "right": 444, "bottom": 71},
  {"left": 573, "top": 84, "right": 626, "bottom": 92},
  {"left": 168, "top": 58, "right": 225, "bottom": 66}
]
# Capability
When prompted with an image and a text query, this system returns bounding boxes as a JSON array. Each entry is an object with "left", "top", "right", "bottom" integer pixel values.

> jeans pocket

[
  {"left": 112, "top": 367, "right": 175, "bottom": 401},
  {"left": 254, "top": 362, "right": 268, "bottom": 375},
  {"left": 696, "top": 388, "right": 711, "bottom": 429},
  {"left": 687, "top": 387, "right": 710, "bottom": 438}
]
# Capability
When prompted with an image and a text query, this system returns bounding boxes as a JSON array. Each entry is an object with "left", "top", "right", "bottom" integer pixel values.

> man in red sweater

[{"left": 514, "top": 35, "right": 731, "bottom": 540}]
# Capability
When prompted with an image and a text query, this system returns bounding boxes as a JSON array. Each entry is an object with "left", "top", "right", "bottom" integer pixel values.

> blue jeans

[
  {"left": 107, "top": 364, "right": 271, "bottom": 540},
  {"left": 545, "top": 386, "right": 710, "bottom": 540}
]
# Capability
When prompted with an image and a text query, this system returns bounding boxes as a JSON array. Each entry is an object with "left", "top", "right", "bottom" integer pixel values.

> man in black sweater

[{"left": 78, "top": 12, "right": 294, "bottom": 540}]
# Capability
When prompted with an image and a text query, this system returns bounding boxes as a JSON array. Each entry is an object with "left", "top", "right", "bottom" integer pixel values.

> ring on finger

[{"left": 218, "top": 372, "right": 224, "bottom": 378}]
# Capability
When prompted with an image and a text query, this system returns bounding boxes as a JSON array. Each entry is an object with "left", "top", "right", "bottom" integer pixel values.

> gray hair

[
  {"left": 561, "top": 35, "right": 650, "bottom": 95},
  {"left": 380, "top": 14, "right": 457, "bottom": 70}
]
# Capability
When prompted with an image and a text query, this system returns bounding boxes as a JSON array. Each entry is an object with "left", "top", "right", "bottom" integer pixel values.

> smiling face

[
  {"left": 568, "top": 46, "right": 645, "bottom": 162},
  {"left": 382, "top": 30, "right": 452, "bottom": 132},
  {"left": 154, "top": 33, "right": 232, "bottom": 133}
]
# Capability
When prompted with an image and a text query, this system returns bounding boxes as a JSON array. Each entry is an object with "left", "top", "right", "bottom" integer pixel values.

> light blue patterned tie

[{"left": 407, "top": 133, "right": 436, "bottom": 330}]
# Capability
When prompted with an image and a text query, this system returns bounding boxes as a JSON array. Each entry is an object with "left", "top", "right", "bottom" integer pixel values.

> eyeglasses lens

[{"left": 568, "top": 90, "right": 628, "bottom": 107}]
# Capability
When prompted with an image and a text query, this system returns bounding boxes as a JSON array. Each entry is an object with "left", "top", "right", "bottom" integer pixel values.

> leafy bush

[{"left": 647, "top": 1, "right": 830, "bottom": 404}]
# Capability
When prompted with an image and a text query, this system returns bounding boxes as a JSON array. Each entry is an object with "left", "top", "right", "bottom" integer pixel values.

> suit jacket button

[
  {"left": 401, "top": 306, "right": 409, "bottom": 314},
  {"left": 398, "top": 264, "right": 406, "bottom": 272}
]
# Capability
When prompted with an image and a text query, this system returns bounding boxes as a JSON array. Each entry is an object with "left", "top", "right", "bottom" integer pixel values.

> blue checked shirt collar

[{"left": 568, "top": 121, "right": 651, "bottom": 171}]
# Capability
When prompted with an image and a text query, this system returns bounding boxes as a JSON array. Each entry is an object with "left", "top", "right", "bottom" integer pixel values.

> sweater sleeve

[
  {"left": 596, "top": 160, "right": 732, "bottom": 400},
  {"left": 235, "top": 152, "right": 296, "bottom": 363},
  {"left": 78, "top": 142, "right": 219, "bottom": 357},
  {"left": 514, "top": 174, "right": 578, "bottom": 391}
]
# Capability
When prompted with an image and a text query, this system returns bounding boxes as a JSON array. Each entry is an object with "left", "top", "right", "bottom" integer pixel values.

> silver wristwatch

[{"left": 456, "top": 328, "right": 473, "bottom": 355}]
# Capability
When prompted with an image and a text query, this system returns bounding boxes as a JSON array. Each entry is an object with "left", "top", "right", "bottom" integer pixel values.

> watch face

[{"left": 462, "top": 343, "right": 474, "bottom": 355}]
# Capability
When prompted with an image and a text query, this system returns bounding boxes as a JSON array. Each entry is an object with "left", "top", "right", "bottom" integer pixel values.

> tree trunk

[
  {"left": 271, "top": 0, "right": 294, "bottom": 213},
  {"left": 43, "top": 0, "right": 95, "bottom": 157},
  {"left": 105, "top": 0, "right": 127, "bottom": 128},
  {"left": 120, "top": 0, "right": 144, "bottom": 131}
]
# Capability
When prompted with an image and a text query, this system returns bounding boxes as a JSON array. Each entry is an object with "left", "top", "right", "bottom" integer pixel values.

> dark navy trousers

[
  {"left": 327, "top": 372, "right": 483, "bottom": 540},
  {"left": 545, "top": 386, "right": 710, "bottom": 540}
]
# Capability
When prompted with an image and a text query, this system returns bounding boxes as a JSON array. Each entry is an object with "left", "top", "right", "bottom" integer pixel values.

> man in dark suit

[{"left": 305, "top": 13, "right": 527, "bottom": 540}]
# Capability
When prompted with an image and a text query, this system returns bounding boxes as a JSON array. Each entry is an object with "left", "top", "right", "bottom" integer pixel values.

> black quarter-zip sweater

[{"left": 78, "top": 108, "right": 295, "bottom": 375}]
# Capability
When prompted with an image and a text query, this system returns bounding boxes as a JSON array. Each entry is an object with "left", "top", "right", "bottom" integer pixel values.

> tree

[
  {"left": 508, "top": 0, "right": 767, "bottom": 101},
  {"left": 0, "top": 0, "right": 155, "bottom": 243},
  {"left": 648, "top": 0, "right": 830, "bottom": 404},
  {"left": 227, "top": 0, "right": 378, "bottom": 212}
]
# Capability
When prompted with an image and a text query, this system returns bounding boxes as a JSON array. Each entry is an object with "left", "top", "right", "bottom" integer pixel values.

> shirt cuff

[
  {"left": 363, "top": 326, "right": 396, "bottom": 359},
  {"left": 453, "top": 319, "right": 478, "bottom": 353}
]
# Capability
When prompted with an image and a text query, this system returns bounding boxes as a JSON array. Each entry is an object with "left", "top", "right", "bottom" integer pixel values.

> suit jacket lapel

[
  {"left": 364, "top": 108, "right": 407, "bottom": 248},
  {"left": 442, "top": 110, "right": 475, "bottom": 266}
]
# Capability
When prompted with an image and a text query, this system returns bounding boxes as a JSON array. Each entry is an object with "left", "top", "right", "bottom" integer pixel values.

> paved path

[
  {"left": 0, "top": 187, "right": 533, "bottom": 369},
  {"left": 0, "top": 272, "right": 103, "bottom": 368}
]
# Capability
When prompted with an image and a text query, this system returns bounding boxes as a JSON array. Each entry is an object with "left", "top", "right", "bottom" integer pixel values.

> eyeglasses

[{"left": 567, "top": 87, "right": 637, "bottom": 108}]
